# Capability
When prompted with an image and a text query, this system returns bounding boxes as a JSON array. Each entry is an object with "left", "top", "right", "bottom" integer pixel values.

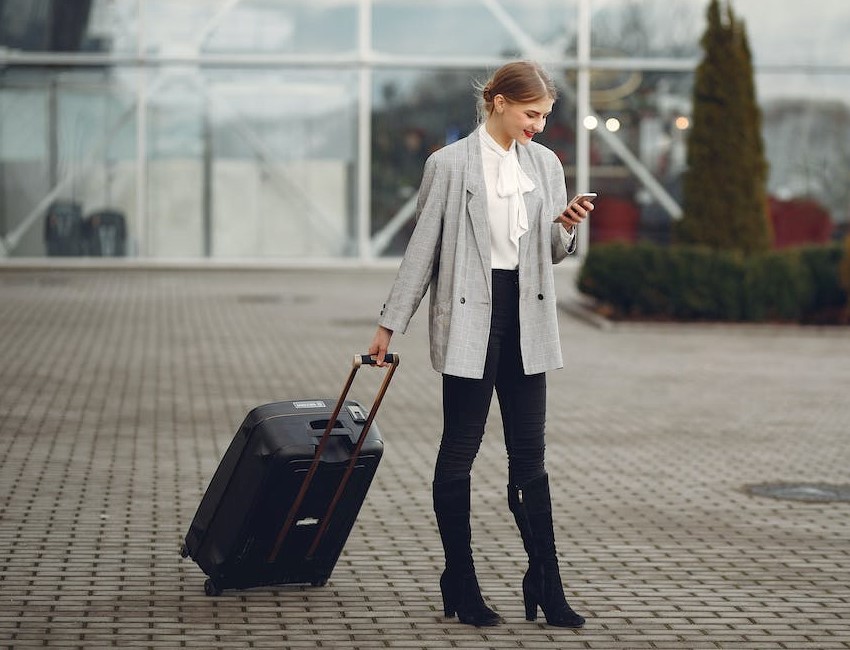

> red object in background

[
  {"left": 589, "top": 196, "right": 640, "bottom": 243},
  {"left": 768, "top": 196, "right": 833, "bottom": 248}
]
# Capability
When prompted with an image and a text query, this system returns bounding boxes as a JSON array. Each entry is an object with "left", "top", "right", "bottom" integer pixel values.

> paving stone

[{"left": 0, "top": 267, "right": 848, "bottom": 649}]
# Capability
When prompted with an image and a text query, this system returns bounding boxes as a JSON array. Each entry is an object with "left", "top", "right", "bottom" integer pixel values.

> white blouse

[{"left": 478, "top": 124, "right": 575, "bottom": 269}]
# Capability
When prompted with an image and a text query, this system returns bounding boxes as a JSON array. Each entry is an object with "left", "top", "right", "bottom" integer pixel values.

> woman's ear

[{"left": 493, "top": 94, "right": 505, "bottom": 114}]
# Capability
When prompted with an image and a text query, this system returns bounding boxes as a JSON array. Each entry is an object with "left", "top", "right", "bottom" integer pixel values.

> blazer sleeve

[
  {"left": 377, "top": 154, "right": 446, "bottom": 334},
  {"left": 547, "top": 151, "right": 575, "bottom": 263}
]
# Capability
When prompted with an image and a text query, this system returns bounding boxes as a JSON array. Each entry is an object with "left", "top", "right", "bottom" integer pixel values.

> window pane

[
  {"left": 585, "top": 70, "right": 693, "bottom": 245},
  {"left": 591, "top": 0, "right": 850, "bottom": 67},
  {"left": 371, "top": 66, "right": 577, "bottom": 256},
  {"left": 0, "top": 69, "right": 137, "bottom": 257},
  {"left": 759, "top": 72, "right": 850, "bottom": 229},
  {"left": 730, "top": 0, "right": 850, "bottom": 67},
  {"left": 371, "top": 68, "right": 479, "bottom": 256},
  {"left": 146, "top": 68, "right": 358, "bottom": 258},
  {"left": 373, "top": 0, "right": 578, "bottom": 58},
  {"left": 586, "top": 67, "right": 850, "bottom": 244},
  {"left": 591, "top": 0, "right": 702, "bottom": 58},
  {"left": 0, "top": 0, "right": 138, "bottom": 54},
  {"left": 143, "top": 0, "right": 357, "bottom": 55},
  {"left": 0, "top": 80, "right": 48, "bottom": 255}
]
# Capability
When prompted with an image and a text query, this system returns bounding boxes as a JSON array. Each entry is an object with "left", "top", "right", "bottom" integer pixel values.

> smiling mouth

[{"left": 523, "top": 130, "right": 535, "bottom": 138}]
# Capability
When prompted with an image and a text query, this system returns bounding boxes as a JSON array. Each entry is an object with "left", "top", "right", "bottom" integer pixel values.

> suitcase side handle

[{"left": 267, "top": 352, "right": 399, "bottom": 563}]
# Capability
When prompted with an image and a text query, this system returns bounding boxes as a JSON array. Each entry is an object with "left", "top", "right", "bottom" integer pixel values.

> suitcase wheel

[
  {"left": 204, "top": 579, "right": 223, "bottom": 597},
  {"left": 311, "top": 578, "right": 328, "bottom": 587},
  {"left": 179, "top": 543, "right": 189, "bottom": 559}
]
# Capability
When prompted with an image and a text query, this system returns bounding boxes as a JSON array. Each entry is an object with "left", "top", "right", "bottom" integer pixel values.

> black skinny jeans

[{"left": 434, "top": 269, "right": 547, "bottom": 487}]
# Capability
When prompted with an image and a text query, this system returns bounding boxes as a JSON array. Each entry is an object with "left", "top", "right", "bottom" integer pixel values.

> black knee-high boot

[
  {"left": 508, "top": 473, "right": 585, "bottom": 628},
  {"left": 433, "top": 476, "right": 502, "bottom": 627}
]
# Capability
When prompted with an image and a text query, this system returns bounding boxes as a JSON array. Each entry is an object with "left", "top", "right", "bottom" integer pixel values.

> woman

[{"left": 369, "top": 61, "right": 592, "bottom": 628}]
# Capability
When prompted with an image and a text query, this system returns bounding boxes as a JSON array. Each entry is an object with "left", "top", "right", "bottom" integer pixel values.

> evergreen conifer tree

[{"left": 676, "top": 0, "right": 771, "bottom": 253}]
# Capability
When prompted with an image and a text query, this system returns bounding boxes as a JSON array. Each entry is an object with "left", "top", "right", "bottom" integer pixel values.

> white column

[
  {"left": 576, "top": 0, "right": 592, "bottom": 258},
  {"left": 135, "top": 0, "right": 149, "bottom": 257},
  {"left": 357, "top": 0, "right": 373, "bottom": 261},
  {"left": 135, "top": 71, "right": 149, "bottom": 257}
]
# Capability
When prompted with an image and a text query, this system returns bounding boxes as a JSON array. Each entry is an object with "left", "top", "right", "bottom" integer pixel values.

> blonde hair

[{"left": 477, "top": 61, "right": 558, "bottom": 121}]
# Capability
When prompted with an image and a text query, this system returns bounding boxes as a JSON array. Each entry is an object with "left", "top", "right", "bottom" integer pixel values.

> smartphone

[
  {"left": 569, "top": 192, "right": 597, "bottom": 207},
  {"left": 554, "top": 193, "right": 597, "bottom": 222}
]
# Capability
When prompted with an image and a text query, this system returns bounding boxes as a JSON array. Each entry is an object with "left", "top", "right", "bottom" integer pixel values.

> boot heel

[
  {"left": 442, "top": 597, "right": 456, "bottom": 618},
  {"left": 523, "top": 589, "right": 538, "bottom": 621},
  {"left": 440, "top": 577, "right": 456, "bottom": 618}
]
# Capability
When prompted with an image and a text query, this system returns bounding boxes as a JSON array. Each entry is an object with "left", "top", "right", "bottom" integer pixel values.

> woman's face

[{"left": 492, "top": 95, "right": 554, "bottom": 147}]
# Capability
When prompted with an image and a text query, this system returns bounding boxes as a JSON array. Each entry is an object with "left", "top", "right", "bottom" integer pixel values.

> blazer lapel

[
  {"left": 464, "top": 133, "right": 492, "bottom": 274},
  {"left": 517, "top": 144, "right": 543, "bottom": 266}
]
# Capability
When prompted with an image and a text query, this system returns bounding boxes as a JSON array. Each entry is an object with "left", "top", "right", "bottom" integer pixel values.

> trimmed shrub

[
  {"left": 742, "top": 250, "right": 812, "bottom": 321},
  {"left": 578, "top": 243, "right": 746, "bottom": 321},
  {"left": 577, "top": 242, "right": 644, "bottom": 315},
  {"left": 840, "top": 236, "right": 850, "bottom": 300},
  {"left": 840, "top": 236, "right": 850, "bottom": 323},
  {"left": 798, "top": 244, "right": 846, "bottom": 320},
  {"left": 578, "top": 242, "right": 846, "bottom": 324},
  {"left": 665, "top": 247, "right": 745, "bottom": 320}
]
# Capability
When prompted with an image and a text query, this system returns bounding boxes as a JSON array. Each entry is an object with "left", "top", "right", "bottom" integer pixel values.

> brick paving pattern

[{"left": 0, "top": 267, "right": 848, "bottom": 649}]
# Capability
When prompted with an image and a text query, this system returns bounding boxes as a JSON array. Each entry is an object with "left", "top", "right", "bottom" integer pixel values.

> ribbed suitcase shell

[{"left": 182, "top": 398, "right": 383, "bottom": 594}]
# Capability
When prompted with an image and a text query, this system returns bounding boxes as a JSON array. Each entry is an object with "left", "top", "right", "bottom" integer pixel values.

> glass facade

[{"left": 0, "top": 0, "right": 847, "bottom": 260}]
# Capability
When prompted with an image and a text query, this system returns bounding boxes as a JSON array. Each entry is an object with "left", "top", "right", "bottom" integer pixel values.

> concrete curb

[{"left": 558, "top": 294, "right": 614, "bottom": 331}]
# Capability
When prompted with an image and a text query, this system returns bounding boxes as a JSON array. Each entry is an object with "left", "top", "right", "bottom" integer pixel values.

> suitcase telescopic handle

[
  {"left": 355, "top": 353, "right": 398, "bottom": 367},
  {"left": 267, "top": 352, "right": 399, "bottom": 563}
]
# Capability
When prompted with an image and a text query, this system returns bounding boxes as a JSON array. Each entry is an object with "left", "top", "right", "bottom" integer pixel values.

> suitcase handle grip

[{"left": 354, "top": 353, "right": 398, "bottom": 367}]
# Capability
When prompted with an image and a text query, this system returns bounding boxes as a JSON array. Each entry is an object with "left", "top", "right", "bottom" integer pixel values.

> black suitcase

[
  {"left": 44, "top": 200, "right": 84, "bottom": 256},
  {"left": 84, "top": 209, "right": 127, "bottom": 256},
  {"left": 181, "top": 353, "right": 399, "bottom": 596}
]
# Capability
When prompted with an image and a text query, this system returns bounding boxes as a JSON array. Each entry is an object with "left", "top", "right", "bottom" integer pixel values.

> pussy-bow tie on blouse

[{"left": 479, "top": 125, "right": 535, "bottom": 245}]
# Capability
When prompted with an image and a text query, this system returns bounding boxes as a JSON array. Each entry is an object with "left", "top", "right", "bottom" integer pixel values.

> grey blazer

[{"left": 378, "top": 131, "right": 575, "bottom": 379}]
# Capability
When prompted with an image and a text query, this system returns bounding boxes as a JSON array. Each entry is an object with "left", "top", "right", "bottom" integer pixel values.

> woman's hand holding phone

[{"left": 554, "top": 192, "right": 596, "bottom": 229}]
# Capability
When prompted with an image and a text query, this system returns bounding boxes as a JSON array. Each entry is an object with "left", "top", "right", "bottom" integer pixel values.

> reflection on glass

[
  {"left": 0, "top": 0, "right": 138, "bottom": 54},
  {"left": 3, "top": 0, "right": 848, "bottom": 259},
  {"left": 591, "top": 0, "right": 701, "bottom": 58},
  {"left": 760, "top": 73, "right": 850, "bottom": 231},
  {"left": 143, "top": 0, "right": 357, "bottom": 55},
  {"left": 146, "top": 72, "right": 204, "bottom": 257},
  {"left": 371, "top": 66, "right": 578, "bottom": 256},
  {"left": 373, "top": 0, "right": 578, "bottom": 58},
  {"left": 725, "top": 0, "right": 850, "bottom": 67},
  {"left": 0, "top": 70, "right": 137, "bottom": 257},
  {"left": 0, "top": 82, "right": 48, "bottom": 255},
  {"left": 587, "top": 71, "right": 693, "bottom": 245},
  {"left": 587, "top": 65, "right": 850, "bottom": 244},
  {"left": 592, "top": 0, "right": 850, "bottom": 67},
  {"left": 146, "top": 68, "right": 358, "bottom": 258},
  {"left": 371, "top": 68, "right": 481, "bottom": 255},
  {"left": 57, "top": 75, "right": 137, "bottom": 256}
]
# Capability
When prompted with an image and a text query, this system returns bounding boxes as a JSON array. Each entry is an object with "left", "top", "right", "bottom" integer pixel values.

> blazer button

[
  {"left": 460, "top": 297, "right": 466, "bottom": 304},
  {"left": 537, "top": 293, "right": 544, "bottom": 300}
]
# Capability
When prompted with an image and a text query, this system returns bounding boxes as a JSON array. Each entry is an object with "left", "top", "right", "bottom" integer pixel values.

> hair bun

[{"left": 482, "top": 87, "right": 493, "bottom": 102}]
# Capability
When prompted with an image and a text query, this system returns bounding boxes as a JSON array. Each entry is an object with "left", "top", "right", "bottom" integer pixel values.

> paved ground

[{"left": 0, "top": 265, "right": 848, "bottom": 650}]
